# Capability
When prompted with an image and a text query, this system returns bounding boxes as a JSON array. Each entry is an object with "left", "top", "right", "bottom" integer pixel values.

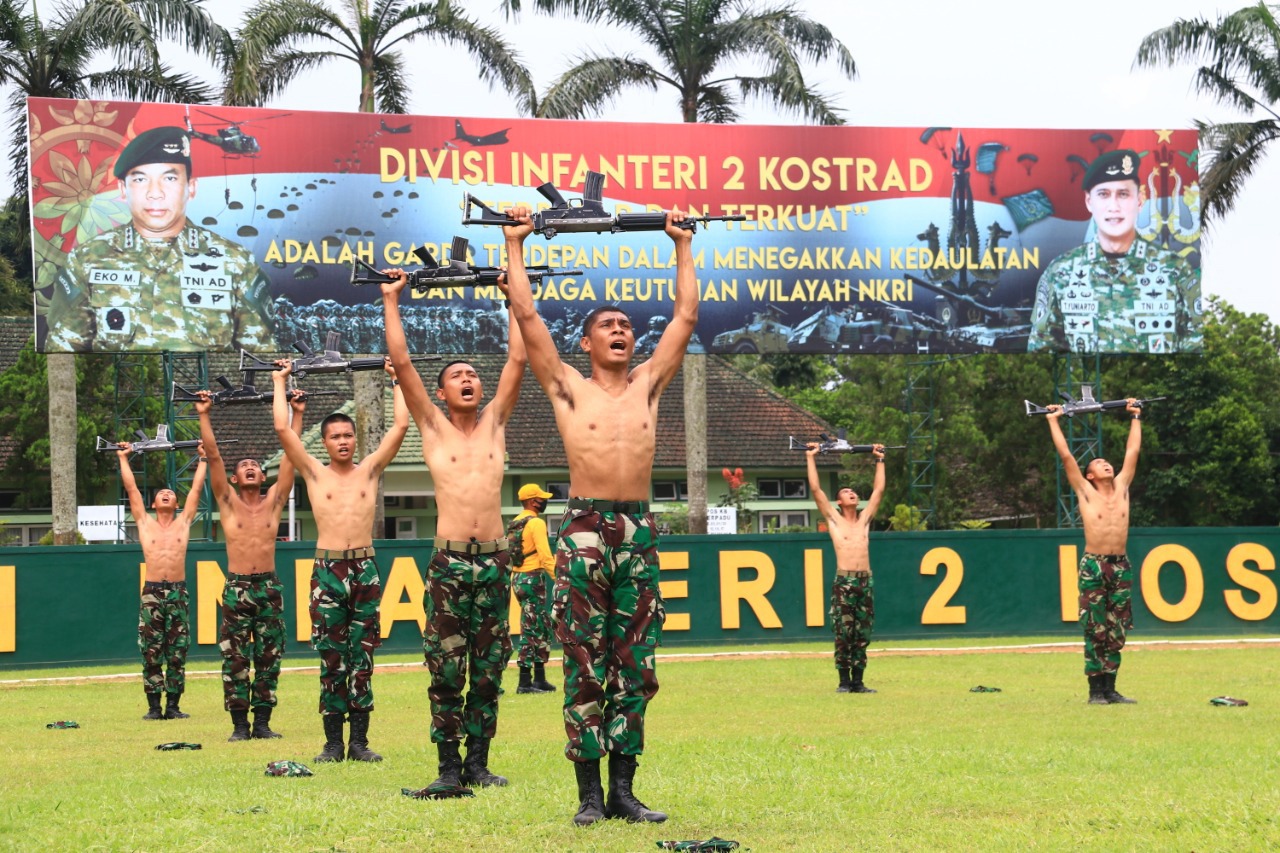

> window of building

[
  {"left": 759, "top": 511, "right": 810, "bottom": 532},
  {"left": 652, "top": 481, "right": 689, "bottom": 501},
  {"left": 544, "top": 482, "right": 570, "bottom": 502},
  {"left": 757, "top": 478, "right": 807, "bottom": 499}
]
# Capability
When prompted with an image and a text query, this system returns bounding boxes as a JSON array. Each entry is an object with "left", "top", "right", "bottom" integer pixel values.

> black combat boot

[
  {"left": 460, "top": 734, "right": 508, "bottom": 787},
  {"left": 346, "top": 710, "right": 383, "bottom": 761},
  {"left": 314, "top": 713, "right": 345, "bottom": 763},
  {"left": 1087, "top": 674, "right": 1109, "bottom": 704},
  {"left": 142, "top": 692, "right": 164, "bottom": 721},
  {"left": 573, "top": 759, "right": 605, "bottom": 826},
  {"left": 531, "top": 662, "right": 556, "bottom": 693},
  {"left": 164, "top": 693, "right": 190, "bottom": 719},
  {"left": 252, "top": 707, "right": 283, "bottom": 739},
  {"left": 228, "top": 709, "right": 252, "bottom": 741},
  {"left": 432, "top": 737, "right": 473, "bottom": 788},
  {"left": 1102, "top": 672, "right": 1136, "bottom": 704},
  {"left": 836, "top": 667, "right": 853, "bottom": 693},
  {"left": 516, "top": 667, "right": 537, "bottom": 694},
  {"left": 604, "top": 753, "right": 667, "bottom": 823},
  {"left": 850, "top": 667, "right": 877, "bottom": 694}
]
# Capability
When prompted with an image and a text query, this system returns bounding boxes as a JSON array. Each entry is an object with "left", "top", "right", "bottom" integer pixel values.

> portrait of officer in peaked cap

[
  {"left": 1027, "top": 148, "right": 1201, "bottom": 354},
  {"left": 43, "top": 125, "right": 276, "bottom": 353}
]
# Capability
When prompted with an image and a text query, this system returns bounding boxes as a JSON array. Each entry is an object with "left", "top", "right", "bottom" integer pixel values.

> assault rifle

[
  {"left": 96, "top": 424, "right": 236, "bottom": 453},
  {"left": 787, "top": 431, "right": 906, "bottom": 454},
  {"left": 349, "top": 236, "right": 582, "bottom": 293},
  {"left": 171, "top": 372, "right": 340, "bottom": 407},
  {"left": 240, "top": 331, "right": 438, "bottom": 379},
  {"left": 462, "top": 170, "right": 747, "bottom": 239},
  {"left": 1024, "top": 385, "right": 1166, "bottom": 418}
]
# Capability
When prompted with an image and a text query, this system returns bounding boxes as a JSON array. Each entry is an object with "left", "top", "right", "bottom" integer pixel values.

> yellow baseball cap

[{"left": 518, "top": 483, "right": 553, "bottom": 501}]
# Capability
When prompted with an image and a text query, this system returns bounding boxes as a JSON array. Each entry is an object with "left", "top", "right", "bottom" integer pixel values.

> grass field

[{"left": 3, "top": 638, "right": 1278, "bottom": 851}]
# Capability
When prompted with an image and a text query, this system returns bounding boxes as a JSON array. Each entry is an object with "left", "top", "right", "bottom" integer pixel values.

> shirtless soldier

[
  {"left": 380, "top": 210, "right": 528, "bottom": 794},
  {"left": 807, "top": 443, "right": 885, "bottom": 693},
  {"left": 1046, "top": 399, "right": 1142, "bottom": 704},
  {"left": 117, "top": 442, "right": 208, "bottom": 720},
  {"left": 273, "top": 359, "right": 408, "bottom": 761},
  {"left": 508, "top": 207, "right": 695, "bottom": 825},
  {"left": 195, "top": 387, "right": 305, "bottom": 741}
]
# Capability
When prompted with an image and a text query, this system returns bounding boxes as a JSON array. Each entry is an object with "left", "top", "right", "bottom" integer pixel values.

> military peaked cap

[
  {"left": 1082, "top": 149, "right": 1141, "bottom": 192},
  {"left": 113, "top": 126, "right": 193, "bottom": 180}
]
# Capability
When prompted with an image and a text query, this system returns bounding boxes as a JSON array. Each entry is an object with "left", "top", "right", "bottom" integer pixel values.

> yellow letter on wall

[
  {"left": 1059, "top": 544, "right": 1079, "bottom": 622},
  {"left": 0, "top": 565, "right": 14, "bottom": 653},
  {"left": 1224, "top": 542, "right": 1277, "bottom": 621},
  {"left": 196, "top": 561, "right": 225, "bottom": 645},
  {"left": 719, "top": 551, "right": 782, "bottom": 630},
  {"left": 659, "top": 550, "right": 690, "bottom": 631},
  {"left": 1140, "top": 544, "right": 1204, "bottom": 622},
  {"left": 381, "top": 556, "right": 426, "bottom": 638},
  {"left": 295, "top": 559, "right": 313, "bottom": 643},
  {"left": 804, "top": 549, "right": 825, "bottom": 627}
]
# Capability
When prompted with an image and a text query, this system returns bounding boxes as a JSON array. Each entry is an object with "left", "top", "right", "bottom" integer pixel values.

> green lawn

[{"left": 2, "top": 640, "right": 1277, "bottom": 851}]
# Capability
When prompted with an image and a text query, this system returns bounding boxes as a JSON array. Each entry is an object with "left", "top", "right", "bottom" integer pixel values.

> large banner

[{"left": 28, "top": 98, "right": 1201, "bottom": 356}]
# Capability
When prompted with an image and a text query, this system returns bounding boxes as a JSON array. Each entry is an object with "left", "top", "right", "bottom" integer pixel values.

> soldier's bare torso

[
  {"left": 827, "top": 510, "right": 873, "bottom": 574},
  {"left": 554, "top": 369, "right": 658, "bottom": 501},
  {"left": 308, "top": 464, "right": 379, "bottom": 551},
  {"left": 1077, "top": 484, "right": 1130, "bottom": 554},
  {"left": 423, "top": 411, "right": 508, "bottom": 541},
  {"left": 138, "top": 514, "right": 193, "bottom": 582},
  {"left": 221, "top": 492, "right": 284, "bottom": 574}
]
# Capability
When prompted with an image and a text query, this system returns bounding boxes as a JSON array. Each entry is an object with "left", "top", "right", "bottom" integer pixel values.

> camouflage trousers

[
  {"left": 219, "top": 573, "right": 286, "bottom": 711},
  {"left": 512, "top": 570, "right": 553, "bottom": 667},
  {"left": 1079, "top": 553, "right": 1133, "bottom": 676},
  {"left": 553, "top": 504, "right": 664, "bottom": 762},
  {"left": 310, "top": 556, "right": 382, "bottom": 716},
  {"left": 138, "top": 582, "right": 190, "bottom": 695},
  {"left": 830, "top": 574, "right": 875, "bottom": 673},
  {"left": 423, "top": 546, "right": 512, "bottom": 742}
]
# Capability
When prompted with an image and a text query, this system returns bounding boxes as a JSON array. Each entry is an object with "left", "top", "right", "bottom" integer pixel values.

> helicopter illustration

[{"left": 184, "top": 109, "right": 292, "bottom": 157}]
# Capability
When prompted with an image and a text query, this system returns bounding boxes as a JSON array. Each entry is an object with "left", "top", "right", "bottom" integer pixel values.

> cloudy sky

[{"left": 17, "top": 1, "right": 1275, "bottom": 319}]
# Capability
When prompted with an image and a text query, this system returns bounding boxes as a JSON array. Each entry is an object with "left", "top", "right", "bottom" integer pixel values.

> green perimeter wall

[{"left": 1, "top": 528, "right": 1277, "bottom": 669}]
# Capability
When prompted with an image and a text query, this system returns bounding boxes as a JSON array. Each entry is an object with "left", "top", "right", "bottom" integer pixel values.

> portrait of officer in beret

[
  {"left": 43, "top": 126, "right": 276, "bottom": 353},
  {"left": 1027, "top": 149, "right": 1202, "bottom": 354}
]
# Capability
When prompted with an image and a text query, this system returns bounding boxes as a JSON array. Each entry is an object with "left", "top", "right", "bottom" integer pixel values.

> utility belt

[
  {"left": 567, "top": 497, "right": 650, "bottom": 515},
  {"left": 836, "top": 569, "right": 871, "bottom": 578},
  {"left": 226, "top": 570, "right": 278, "bottom": 583},
  {"left": 314, "top": 547, "right": 376, "bottom": 561},
  {"left": 433, "top": 537, "right": 509, "bottom": 556},
  {"left": 1083, "top": 553, "right": 1128, "bottom": 562},
  {"left": 142, "top": 580, "right": 187, "bottom": 592}
]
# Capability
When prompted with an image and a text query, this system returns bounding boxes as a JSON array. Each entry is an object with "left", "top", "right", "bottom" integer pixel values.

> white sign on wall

[
  {"left": 707, "top": 506, "right": 738, "bottom": 535},
  {"left": 78, "top": 505, "right": 124, "bottom": 541}
]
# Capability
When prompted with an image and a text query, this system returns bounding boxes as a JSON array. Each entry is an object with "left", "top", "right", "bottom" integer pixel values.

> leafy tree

[
  {"left": 506, "top": 0, "right": 856, "bottom": 123},
  {"left": 236, "top": 0, "right": 535, "bottom": 113},
  {"left": 1135, "top": 2, "right": 1280, "bottom": 225},
  {"left": 0, "top": 0, "right": 222, "bottom": 195}
]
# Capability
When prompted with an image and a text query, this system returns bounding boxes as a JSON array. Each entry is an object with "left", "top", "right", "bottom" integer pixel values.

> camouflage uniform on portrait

[
  {"left": 1027, "top": 238, "right": 1202, "bottom": 354},
  {"left": 1078, "top": 553, "right": 1134, "bottom": 676},
  {"left": 138, "top": 581, "right": 191, "bottom": 697},
  {"left": 422, "top": 543, "right": 513, "bottom": 742},
  {"left": 829, "top": 572, "right": 875, "bottom": 675},
  {"left": 310, "top": 554, "right": 382, "bottom": 716},
  {"left": 552, "top": 502, "right": 665, "bottom": 761},
  {"left": 219, "top": 572, "right": 287, "bottom": 712},
  {"left": 45, "top": 221, "right": 275, "bottom": 352}
]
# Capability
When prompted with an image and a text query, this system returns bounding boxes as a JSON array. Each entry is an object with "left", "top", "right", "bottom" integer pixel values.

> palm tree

[
  {"left": 1135, "top": 2, "right": 1280, "bottom": 226},
  {"left": 506, "top": 0, "right": 856, "bottom": 532},
  {"left": 510, "top": 0, "right": 855, "bottom": 124},
  {"left": 233, "top": 0, "right": 535, "bottom": 113},
  {"left": 0, "top": 0, "right": 223, "bottom": 544}
]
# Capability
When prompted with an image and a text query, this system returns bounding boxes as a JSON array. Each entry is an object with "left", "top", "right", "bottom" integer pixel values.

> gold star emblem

[{"left": 1155, "top": 129, "right": 1173, "bottom": 143}]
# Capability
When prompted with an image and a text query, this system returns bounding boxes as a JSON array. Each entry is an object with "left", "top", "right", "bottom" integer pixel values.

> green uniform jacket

[
  {"left": 1026, "top": 236, "right": 1202, "bottom": 354},
  {"left": 45, "top": 220, "right": 275, "bottom": 352}
]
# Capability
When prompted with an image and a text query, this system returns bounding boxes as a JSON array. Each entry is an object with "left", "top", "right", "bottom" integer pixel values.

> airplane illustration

[
  {"left": 380, "top": 119, "right": 412, "bottom": 134},
  {"left": 453, "top": 120, "right": 509, "bottom": 146}
]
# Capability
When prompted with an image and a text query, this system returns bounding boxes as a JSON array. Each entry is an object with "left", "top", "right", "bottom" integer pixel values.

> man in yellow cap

[
  {"left": 508, "top": 483, "right": 557, "bottom": 694},
  {"left": 44, "top": 125, "right": 275, "bottom": 352}
]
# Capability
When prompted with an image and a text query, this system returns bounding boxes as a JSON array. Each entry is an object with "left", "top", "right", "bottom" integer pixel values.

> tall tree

[
  {"left": 506, "top": 0, "right": 856, "bottom": 532},
  {"left": 234, "top": 0, "right": 535, "bottom": 114},
  {"left": 0, "top": 0, "right": 223, "bottom": 542},
  {"left": 1135, "top": 2, "right": 1280, "bottom": 225}
]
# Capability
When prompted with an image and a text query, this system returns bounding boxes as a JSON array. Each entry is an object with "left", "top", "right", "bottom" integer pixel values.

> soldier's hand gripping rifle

[
  {"left": 1024, "top": 385, "right": 1167, "bottom": 418},
  {"left": 171, "top": 371, "right": 340, "bottom": 407},
  {"left": 96, "top": 424, "right": 237, "bottom": 453},
  {"left": 462, "top": 170, "right": 747, "bottom": 239},
  {"left": 349, "top": 236, "right": 582, "bottom": 294},
  {"left": 787, "top": 431, "right": 906, "bottom": 454},
  {"left": 240, "top": 331, "right": 438, "bottom": 379}
]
